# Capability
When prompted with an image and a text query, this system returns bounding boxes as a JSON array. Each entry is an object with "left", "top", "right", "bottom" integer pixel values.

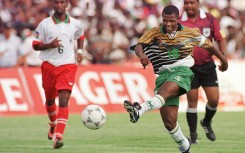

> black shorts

[{"left": 190, "top": 61, "right": 219, "bottom": 89}]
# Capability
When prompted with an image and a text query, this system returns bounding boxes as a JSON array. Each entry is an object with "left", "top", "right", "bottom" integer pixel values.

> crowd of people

[{"left": 0, "top": 0, "right": 245, "bottom": 68}]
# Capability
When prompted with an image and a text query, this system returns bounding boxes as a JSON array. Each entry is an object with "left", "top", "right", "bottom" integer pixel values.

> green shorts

[{"left": 154, "top": 66, "right": 194, "bottom": 107}]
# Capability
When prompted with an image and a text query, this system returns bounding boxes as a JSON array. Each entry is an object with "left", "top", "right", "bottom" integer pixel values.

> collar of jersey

[
  {"left": 52, "top": 14, "right": 70, "bottom": 24},
  {"left": 181, "top": 9, "right": 207, "bottom": 21},
  {"left": 160, "top": 23, "right": 183, "bottom": 34}
]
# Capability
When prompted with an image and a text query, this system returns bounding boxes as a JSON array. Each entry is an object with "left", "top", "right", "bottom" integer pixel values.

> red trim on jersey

[
  {"left": 68, "top": 17, "right": 70, "bottom": 23},
  {"left": 52, "top": 14, "right": 70, "bottom": 24},
  {"left": 52, "top": 16, "right": 57, "bottom": 24},
  {"left": 79, "top": 35, "right": 85, "bottom": 40},
  {"left": 32, "top": 41, "right": 42, "bottom": 48}
]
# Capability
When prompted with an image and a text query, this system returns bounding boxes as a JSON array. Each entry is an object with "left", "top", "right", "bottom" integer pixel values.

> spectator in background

[
  {"left": 0, "top": 0, "right": 13, "bottom": 23},
  {"left": 179, "top": 0, "right": 227, "bottom": 144},
  {"left": 87, "top": 19, "right": 112, "bottom": 64},
  {"left": 236, "top": 34, "right": 245, "bottom": 58},
  {"left": 70, "top": 6, "right": 92, "bottom": 65},
  {"left": 0, "top": 0, "right": 245, "bottom": 64},
  {"left": 0, "top": 22, "right": 23, "bottom": 68},
  {"left": 226, "top": 25, "right": 240, "bottom": 59},
  {"left": 20, "top": 28, "right": 42, "bottom": 67},
  {"left": 108, "top": 20, "right": 130, "bottom": 64}
]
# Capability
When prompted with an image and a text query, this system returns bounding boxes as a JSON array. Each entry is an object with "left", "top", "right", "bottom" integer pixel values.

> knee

[
  {"left": 46, "top": 99, "right": 55, "bottom": 106},
  {"left": 157, "top": 90, "right": 172, "bottom": 100},
  {"left": 207, "top": 97, "right": 219, "bottom": 107},
  {"left": 187, "top": 96, "right": 198, "bottom": 108},
  {"left": 207, "top": 100, "right": 219, "bottom": 108},
  {"left": 59, "top": 98, "right": 68, "bottom": 107},
  {"left": 187, "top": 95, "right": 198, "bottom": 106},
  {"left": 188, "top": 101, "right": 198, "bottom": 108},
  {"left": 164, "top": 119, "right": 176, "bottom": 131}
]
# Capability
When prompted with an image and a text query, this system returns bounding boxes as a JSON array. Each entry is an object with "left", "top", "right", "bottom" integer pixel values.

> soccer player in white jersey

[{"left": 32, "top": 0, "right": 84, "bottom": 149}]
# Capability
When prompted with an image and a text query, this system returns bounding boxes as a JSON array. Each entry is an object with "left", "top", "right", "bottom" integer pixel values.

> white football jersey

[{"left": 33, "top": 15, "right": 84, "bottom": 66}]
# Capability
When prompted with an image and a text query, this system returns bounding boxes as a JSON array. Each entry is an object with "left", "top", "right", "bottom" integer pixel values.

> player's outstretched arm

[
  {"left": 135, "top": 44, "right": 149, "bottom": 69},
  {"left": 218, "top": 39, "right": 227, "bottom": 57},
  {"left": 206, "top": 45, "right": 228, "bottom": 72}
]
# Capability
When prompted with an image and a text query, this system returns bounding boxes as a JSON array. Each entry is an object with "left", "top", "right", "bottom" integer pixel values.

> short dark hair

[{"left": 162, "top": 5, "right": 179, "bottom": 18}]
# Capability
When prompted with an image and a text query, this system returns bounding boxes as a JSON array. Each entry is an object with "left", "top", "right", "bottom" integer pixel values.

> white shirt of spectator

[
  {"left": 0, "top": 32, "right": 22, "bottom": 67},
  {"left": 33, "top": 15, "right": 84, "bottom": 66},
  {"left": 21, "top": 35, "right": 42, "bottom": 66}
]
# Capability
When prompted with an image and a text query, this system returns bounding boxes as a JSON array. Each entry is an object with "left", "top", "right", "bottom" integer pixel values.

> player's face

[
  {"left": 52, "top": 0, "right": 68, "bottom": 16},
  {"left": 184, "top": 0, "right": 199, "bottom": 17},
  {"left": 162, "top": 13, "right": 178, "bottom": 33}
]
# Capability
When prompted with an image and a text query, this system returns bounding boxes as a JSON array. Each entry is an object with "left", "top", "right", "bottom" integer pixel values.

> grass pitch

[{"left": 0, "top": 111, "right": 244, "bottom": 153}]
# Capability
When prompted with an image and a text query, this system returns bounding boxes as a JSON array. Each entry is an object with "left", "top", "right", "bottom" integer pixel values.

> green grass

[{"left": 0, "top": 112, "right": 245, "bottom": 153}]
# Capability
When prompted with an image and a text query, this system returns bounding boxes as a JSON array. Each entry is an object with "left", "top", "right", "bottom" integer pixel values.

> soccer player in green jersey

[{"left": 123, "top": 5, "right": 228, "bottom": 153}]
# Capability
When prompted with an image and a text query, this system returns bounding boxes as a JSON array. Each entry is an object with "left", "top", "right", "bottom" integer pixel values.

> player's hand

[
  {"left": 139, "top": 55, "right": 150, "bottom": 69},
  {"left": 218, "top": 59, "right": 228, "bottom": 72},
  {"left": 77, "top": 53, "right": 83, "bottom": 64},
  {"left": 51, "top": 37, "right": 62, "bottom": 48}
]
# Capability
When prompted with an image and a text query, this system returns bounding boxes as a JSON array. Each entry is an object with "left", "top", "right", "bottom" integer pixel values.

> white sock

[
  {"left": 206, "top": 103, "right": 217, "bottom": 111},
  {"left": 139, "top": 95, "right": 165, "bottom": 116},
  {"left": 187, "top": 107, "right": 197, "bottom": 113},
  {"left": 168, "top": 123, "right": 190, "bottom": 152}
]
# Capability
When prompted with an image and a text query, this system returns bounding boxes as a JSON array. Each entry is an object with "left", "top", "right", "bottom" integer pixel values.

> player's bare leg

[
  {"left": 161, "top": 106, "right": 191, "bottom": 153},
  {"left": 186, "top": 89, "right": 198, "bottom": 144}
]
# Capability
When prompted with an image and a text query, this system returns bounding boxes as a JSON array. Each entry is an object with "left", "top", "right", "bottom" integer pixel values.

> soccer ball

[{"left": 81, "top": 104, "right": 106, "bottom": 130}]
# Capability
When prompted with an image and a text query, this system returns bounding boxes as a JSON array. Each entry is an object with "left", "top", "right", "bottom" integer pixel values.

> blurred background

[
  {"left": 0, "top": 0, "right": 245, "bottom": 68},
  {"left": 0, "top": 2, "right": 244, "bottom": 152},
  {"left": 0, "top": 0, "right": 245, "bottom": 115}
]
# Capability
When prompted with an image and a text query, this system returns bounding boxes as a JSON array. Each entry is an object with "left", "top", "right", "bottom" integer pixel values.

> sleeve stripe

[
  {"left": 32, "top": 41, "right": 42, "bottom": 48},
  {"left": 78, "top": 35, "right": 85, "bottom": 40}
]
